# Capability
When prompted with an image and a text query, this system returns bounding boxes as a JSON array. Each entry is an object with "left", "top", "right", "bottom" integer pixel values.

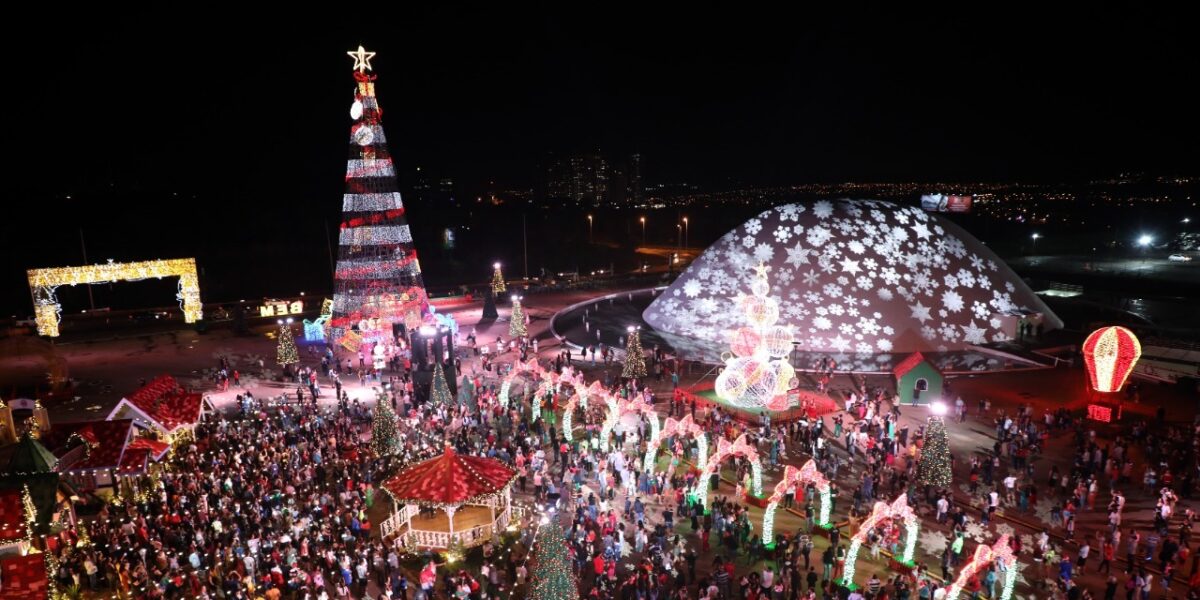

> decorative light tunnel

[
  {"left": 841, "top": 494, "right": 919, "bottom": 588},
  {"left": 943, "top": 535, "right": 1018, "bottom": 600},
  {"left": 760, "top": 460, "right": 833, "bottom": 546},
  {"left": 1082, "top": 326, "right": 1142, "bottom": 393},
  {"left": 641, "top": 414, "right": 709, "bottom": 474},
  {"left": 690, "top": 433, "right": 763, "bottom": 509}
]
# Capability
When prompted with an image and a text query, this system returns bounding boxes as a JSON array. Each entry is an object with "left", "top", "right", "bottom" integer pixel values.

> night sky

[{"left": 3, "top": 9, "right": 1196, "bottom": 314}]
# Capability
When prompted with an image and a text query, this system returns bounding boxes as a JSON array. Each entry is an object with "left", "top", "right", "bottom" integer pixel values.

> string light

[
  {"left": 621, "top": 325, "right": 647, "bottom": 379},
  {"left": 26, "top": 258, "right": 203, "bottom": 337},
  {"left": 917, "top": 415, "right": 952, "bottom": 488},
  {"left": 491, "top": 263, "right": 507, "bottom": 294},
  {"left": 714, "top": 262, "right": 795, "bottom": 410},
  {"left": 509, "top": 296, "right": 527, "bottom": 338}
]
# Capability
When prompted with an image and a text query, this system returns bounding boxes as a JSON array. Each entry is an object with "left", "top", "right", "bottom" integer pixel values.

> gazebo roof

[{"left": 382, "top": 445, "right": 516, "bottom": 506}]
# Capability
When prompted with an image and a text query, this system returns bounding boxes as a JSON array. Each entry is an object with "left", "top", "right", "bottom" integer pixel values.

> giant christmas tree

[
  {"left": 529, "top": 521, "right": 579, "bottom": 600},
  {"left": 917, "top": 415, "right": 953, "bottom": 488},
  {"left": 330, "top": 46, "right": 429, "bottom": 349}
]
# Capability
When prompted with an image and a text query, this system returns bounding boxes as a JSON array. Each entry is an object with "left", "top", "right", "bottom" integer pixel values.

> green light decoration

[
  {"left": 430, "top": 360, "right": 453, "bottom": 406},
  {"left": 371, "top": 395, "right": 400, "bottom": 456},
  {"left": 529, "top": 520, "right": 580, "bottom": 600},
  {"left": 509, "top": 296, "right": 527, "bottom": 338},
  {"left": 691, "top": 433, "right": 763, "bottom": 509},
  {"left": 943, "top": 535, "right": 1017, "bottom": 600},
  {"left": 641, "top": 414, "right": 708, "bottom": 473},
  {"left": 276, "top": 320, "right": 299, "bottom": 367},
  {"left": 841, "top": 494, "right": 919, "bottom": 588},
  {"left": 562, "top": 381, "right": 600, "bottom": 444},
  {"left": 622, "top": 326, "right": 647, "bottom": 379},
  {"left": 599, "top": 396, "right": 619, "bottom": 452},
  {"left": 760, "top": 459, "right": 832, "bottom": 546},
  {"left": 917, "top": 415, "right": 953, "bottom": 488}
]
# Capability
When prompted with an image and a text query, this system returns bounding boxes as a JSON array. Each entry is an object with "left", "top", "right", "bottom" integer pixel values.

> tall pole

[
  {"left": 640, "top": 216, "right": 646, "bottom": 245},
  {"left": 523, "top": 213, "right": 529, "bottom": 280},
  {"left": 588, "top": 214, "right": 594, "bottom": 243},
  {"left": 79, "top": 228, "right": 96, "bottom": 310},
  {"left": 683, "top": 217, "right": 689, "bottom": 249}
]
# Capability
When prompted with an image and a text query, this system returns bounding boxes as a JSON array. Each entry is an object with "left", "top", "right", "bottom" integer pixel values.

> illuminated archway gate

[
  {"left": 841, "top": 494, "right": 919, "bottom": 588},
  {"left": 27, "top": 258, "right": 203, "bottom": 337}
]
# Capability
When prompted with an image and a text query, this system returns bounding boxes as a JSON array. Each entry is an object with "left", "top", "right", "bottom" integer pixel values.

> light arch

[
  {"left": 599, "top": 397, "right": 660, "bottom": 453},
  {"left": 760, "top": 460, "right": 831, "bottom": 545},
  {"left": 691, "top": 433, "right": 763, "bottom": 509},
  {"left": 841, "top": 493, "right": 919, "bottom": 588},
  {"left": 944, "top": 535, "right": 1017, "bottom": 600},
  {"left": 641, "top": 414, "right": 709, "bottom": 474}
]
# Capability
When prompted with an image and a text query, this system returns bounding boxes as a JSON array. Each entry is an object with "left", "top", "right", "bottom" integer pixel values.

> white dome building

[{"left": 644, "top": 199, "right": 1060, "bottom": 364}]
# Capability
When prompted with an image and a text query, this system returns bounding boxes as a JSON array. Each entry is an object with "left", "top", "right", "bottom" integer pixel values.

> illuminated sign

[
  {"left": 259, "top": 300, "right": 305, "bottom": 318},
  {"left": 1086, "top": 404, "right": 1113, "bottom": 423}
]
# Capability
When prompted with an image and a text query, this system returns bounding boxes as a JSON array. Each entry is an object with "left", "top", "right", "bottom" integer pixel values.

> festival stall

[{"left": 106, "top": 375, "right": 213, "bottom": 442}]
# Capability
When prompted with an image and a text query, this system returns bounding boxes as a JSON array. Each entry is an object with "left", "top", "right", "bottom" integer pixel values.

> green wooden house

[{"left": 893, "top": 352, "right": 943, "bottom": 405}]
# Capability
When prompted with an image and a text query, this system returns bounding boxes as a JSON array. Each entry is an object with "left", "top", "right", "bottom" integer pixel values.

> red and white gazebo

[{"left": 379, "top": 445, "right": 520, "bottom": 551}]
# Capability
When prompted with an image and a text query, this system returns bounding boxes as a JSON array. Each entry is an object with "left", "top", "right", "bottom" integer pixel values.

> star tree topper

[{"left": 348, "top": 45, "right": 376, "bottom": 73}]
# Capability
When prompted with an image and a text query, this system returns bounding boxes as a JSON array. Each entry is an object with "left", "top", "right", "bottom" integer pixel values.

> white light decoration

[
  {"left": 353, "top": 124, "right": 376, "bottom": 146},
  {"left": 930, "top": 400, "right": 948, "bottom": 416},
  {"left": 943, "top": 535, "right": 1017, "bottom": 600},
  {"left": 691, "top": 433, "right": 763, "bottom": 509},
  {"left": 343, "top": 192, "right": 404, "bottom": 212},
  {"left": 641, "top": 414, "right": 708, "bottom": 473},
  {"left": 350, "top": 99, "right": 364, "bottom": 120},
  {"left": 714, "top": 262, "right": 796, "bottom": 410},
  {"left": 27, "top": 258, "right": 203, "bottom": 337},
  {"left": 347, "top": 45, "right": 376, "bottom": 73},
  {"left": 760, "top": 460, "right": 832, "bottom": 545},
  {"left": 841, "top": 494, "right": 919, "bottom": 588},
  {"left": 338, "top": 224, "right": 413, "bottom": 245}
]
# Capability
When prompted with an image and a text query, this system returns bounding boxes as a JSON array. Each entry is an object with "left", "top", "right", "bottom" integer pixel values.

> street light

[
  {"left": 676, "top": 223, "right": 682, "bottom": 249},
  {"left": 1137, "top": 234, "right": 1153, "bottom": 247},
  {"left": 682, "top": 216, "right": 689, "bottom": 249},
  {"left": 587, "top": 214, "right": 593, "bottom": 243},
  {"left": 639, "top": 216, "right": 646, "bottom": 245},
  {"left": 1031, "top": 233, "right": 1041, "bottom": 254}
]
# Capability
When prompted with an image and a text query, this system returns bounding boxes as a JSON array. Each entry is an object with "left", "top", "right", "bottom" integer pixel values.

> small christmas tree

[
  {"left": 917, "top": 415, "right": 953, "bottom": 488},
  {"left": 509, "top": 296, "right": 527, "bottom": 338},
  {"left": 276, "top": 321, "right": 299, "bottom": 367},
  {"left": 622, "top": 326, "right": 647, "bottom": 379},
  {"left": 529, "top": 521, "right": 579, "bottom": 600},
  {"left": 481, "top": 288, "right": 499, "bottom": 320},
  {"left": 371, "top": 398, "right": 400, "bottom": 456},
  {"left": 491, "top": 262, "right": 507, "bottom": 294},
  {"left": 430, "top": 360, "right": 453, "bottom": 406}
]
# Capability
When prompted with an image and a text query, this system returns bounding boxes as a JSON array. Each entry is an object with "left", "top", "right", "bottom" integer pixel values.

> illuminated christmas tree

[
  {"left": 491, "top": 262, "right": 507, "bottom": 294},
  {"left": 276, "top": 320, "right": 299, "bottom": 367},
  {"left": 330, "top": 46, "right": 430, "bottom": 349},
  {"left": 371, "top": 398, "right": 399, "bottom": 456},
  {"left": 622, "top": 326, "right": 647, "bottom": 379},
  {"left": 529, "top": 521, "right": 579, "bottom": 600},
  {"left": 509, "top": 296, "right": 527, "bottom": 338},
  {"left": 430, "top": 360, "right": 453, "bottom": 406},
  {"left": 917, "top": 415, "right": 953, "bottom": 488}
]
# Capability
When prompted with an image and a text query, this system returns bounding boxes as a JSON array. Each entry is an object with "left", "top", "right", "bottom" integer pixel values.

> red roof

[
  {"left": 0, "top": 490, "right": 26, "bottom": 543},
  {"left": 0, "top": 553, "right": 49, "bottom": 599},
  {"left": 41, "top": 420, "right": 135, "bottom": 472},
  {"left": 117, "top": 449, "right": 151, "bottom": 475},
  {"left": 126, "top": 437, "right": 171, "bottom": 459},
  {"left": 121, "top": 374, "right": 206, "bottom": 432},
  {"left": 382, "top": 446, "right": 516, "bottom": 505},
  {"left": 893, "top": 352, "right": 937, "bottom": 378}
]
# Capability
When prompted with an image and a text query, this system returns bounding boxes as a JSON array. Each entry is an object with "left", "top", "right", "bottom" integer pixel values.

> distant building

[{"left": 544, "top": 152, "right": 642, "bottom": 206}]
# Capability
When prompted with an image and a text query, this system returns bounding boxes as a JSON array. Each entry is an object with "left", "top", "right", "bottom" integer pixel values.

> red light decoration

[
  {"left": 1082, "top": 326, "right": 1142, "bottom": 393},
  {"left": 1086, "top": 404, "right": 1113, "bottom": 423}
]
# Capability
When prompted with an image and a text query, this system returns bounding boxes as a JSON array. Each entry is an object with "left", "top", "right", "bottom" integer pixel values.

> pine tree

[
  {"left": 430, "top": 360, "right": 453, "bottom": 406},
  {"left": 622, "top": 327, "right": 647, "bottom": 379},
  {"left": 276, "top": 322, "right": 299, "bottom": 367},
  {"left": 491, "top": 263, "right": 507, "bottom": 294},
  {"left": 371, "top": 398, "right": 399, "bottom": 456},
  {"left": 529, "top": 521, "right": 580, "bottom": 600},
  {"left": 509, "top": 297, "right": 527, "bottom": 338},
  {"left": 917, "top": 415, "right": 953, "bottom": 488}
]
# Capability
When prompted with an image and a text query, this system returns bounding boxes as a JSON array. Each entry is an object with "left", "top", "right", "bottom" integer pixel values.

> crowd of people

[{"left": 35, "top": 318, "right": 1200, "bottom": 600}]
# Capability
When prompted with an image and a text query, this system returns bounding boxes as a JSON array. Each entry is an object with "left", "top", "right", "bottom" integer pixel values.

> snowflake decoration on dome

[
  {"left": 643, "top": 200, "right": 1061, "bottom": 354},
  {"left": 713, "top": 263, "right": 796, "bottom": 411}
]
